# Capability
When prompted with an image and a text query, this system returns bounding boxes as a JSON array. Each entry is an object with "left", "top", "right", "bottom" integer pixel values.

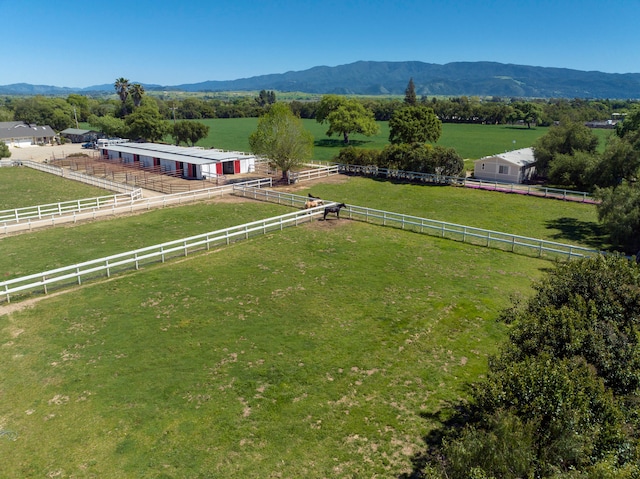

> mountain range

[{"left": 2, "top": 61, "right": 640, "bottom": 98}]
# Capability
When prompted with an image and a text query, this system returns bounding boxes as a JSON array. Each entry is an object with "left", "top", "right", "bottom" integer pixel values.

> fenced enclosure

[
  {"left": 232, "top": 186, "right": 601, "bottom": 260},
  {"left": 1, "top": 178, "right": 273, "bottom": 235},
  {"left": 0, "top": 205, "right": 325, "bottom": 303},
  {"left": 22, "top": 160, "right": 138, "bottom": 193},
  {"left": 0, "top": 190, "right": 143, "bottom": 224}
]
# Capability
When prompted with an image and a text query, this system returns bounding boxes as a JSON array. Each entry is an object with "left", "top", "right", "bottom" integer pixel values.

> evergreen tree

[{"left": 404, "top": 77, "right": 417, "bottom": 105}]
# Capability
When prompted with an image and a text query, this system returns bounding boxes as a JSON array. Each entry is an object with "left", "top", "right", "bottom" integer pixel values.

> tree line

[{"left": 1, "top": 88, "right": 637, "bottom": 130}]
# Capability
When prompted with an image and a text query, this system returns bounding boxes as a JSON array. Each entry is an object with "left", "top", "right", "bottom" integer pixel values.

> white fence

[
  {"left": 0, "top": 190, "right": 142, "bottom": 223},
  {"left": 1, "top": 183, "right": 601, "bottom": 304},
  {"left": 232, "top": 186, "right": 601, "bottom": 260},
  {"left": 0, "top": 206, "right": 326, "bottom": 303},
  {"left": 337, "top": 164, "right": 594, "bottom": 203},
  {"left": 289, "top": 165, "right": 340, "bottom": 184},
  {"left": 1, "top": 178, "right": 272, "bottom": 235},
  {"left": 22, "top": 160, "right": 138, "bottom": 193}
]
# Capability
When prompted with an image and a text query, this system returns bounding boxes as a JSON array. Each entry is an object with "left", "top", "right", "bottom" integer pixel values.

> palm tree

[
  {"left": 130, "top": 83, "right": 145, "bottom": 108},
  {"left": 114, "top": 77, "right": 130, "bottom": 115}
]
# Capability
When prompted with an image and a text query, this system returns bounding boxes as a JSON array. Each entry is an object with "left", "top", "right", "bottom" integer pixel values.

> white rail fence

[
  {"left": 1, "top": 184, "right": 600, "bottom": 304},
  {"left": 22, "top": 160, "right": 138, "bottom": 193},
  {"left": 0, "top": 190, "right": 143, "bottom": 223},
  {"left": 232, "top": 186, "right": 601, "bottom": 260},
  {"left": 1, "top": 178, "right": 273, "bottom": 235},
  {"left": 0, "top": 205, "right": 326, "bottom": 303},
  {"left": 337, "top": 164, "right": 594, "bottom": 203}
]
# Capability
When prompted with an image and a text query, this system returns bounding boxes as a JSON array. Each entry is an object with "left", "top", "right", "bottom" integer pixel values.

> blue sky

[{"left": 2, "top": 0, "right": 639, "bottom": 88}]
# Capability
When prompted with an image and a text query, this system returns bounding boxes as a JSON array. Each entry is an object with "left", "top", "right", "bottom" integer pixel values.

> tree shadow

[
  {"left": 398, "top": 400, "right": 474, "bottom": 479},
  {"left": 314, "top": 139, "right": 370, "bottom": 148},
  {"left": 545, "top": 217, "right": 609, "bottom": 250}
]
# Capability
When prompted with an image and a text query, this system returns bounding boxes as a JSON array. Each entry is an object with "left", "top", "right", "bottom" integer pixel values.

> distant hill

[{"left": 2, "top": 61, "right": 640, "bottom": 98}]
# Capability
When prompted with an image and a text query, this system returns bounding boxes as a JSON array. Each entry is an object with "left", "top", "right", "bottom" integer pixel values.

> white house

[
  {"left": 97, "top": 142, "right": 256, "bottom": 180},
  {"left": 473, "top": 147, "right": 536, "bottom": 184},
  {"left": 0, "top": 121, "right": 57, "bottom": 147}
]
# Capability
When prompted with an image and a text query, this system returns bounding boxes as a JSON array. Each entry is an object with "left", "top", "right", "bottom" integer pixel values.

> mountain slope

[{"left": 2, "top": 61, "right": 640, "bottom": 98}]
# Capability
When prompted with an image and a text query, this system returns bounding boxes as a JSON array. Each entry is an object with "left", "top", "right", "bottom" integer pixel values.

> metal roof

[
  {"left": 100, "top": 142, "right": 256, "bottom": 166},
  {"left": 60, "top": 128, "right": 96, "bottom": 135},
  {"left": 475, "top": 147, "right": 535, "bottom": 167}
]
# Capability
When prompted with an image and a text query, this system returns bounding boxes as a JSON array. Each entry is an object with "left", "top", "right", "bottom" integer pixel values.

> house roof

[
  {"left": 475, "top": 147, "right": 535, "bottom": 167},
  {"left": 0, "top": 123, "right": 57, "bottom": 141},
  {"left": 60, "top": 128, "right": 96, "bottom": 135},
  {"left": 100, "top": 142, "right": 256, "bottom": 166}
]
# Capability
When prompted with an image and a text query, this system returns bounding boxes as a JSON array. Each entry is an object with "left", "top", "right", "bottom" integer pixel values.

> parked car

[{"left": 81, "top": 142, "right": 96, "bottom": 149}]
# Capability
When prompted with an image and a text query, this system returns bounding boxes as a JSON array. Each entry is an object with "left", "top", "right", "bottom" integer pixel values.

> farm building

[
  {"left": 60, "top": 128, "right": 101, "bottom": 143},
  {"left": 473, "top": 147, "right": 536, "bottom": 184},
  {"left": 98, "top": 142, "right": 257, "bottom": 179},
  {"left": 0, "top": 121, "right": 57, "bottom": 147}
]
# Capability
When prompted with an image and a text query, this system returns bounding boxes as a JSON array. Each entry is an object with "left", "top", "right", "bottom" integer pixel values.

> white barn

[
  {"left": 473, "top": 147, "right": 536, "bottom": 184},
  {"left": 97, "top": 143, "right": 256, "bottom": 180}
]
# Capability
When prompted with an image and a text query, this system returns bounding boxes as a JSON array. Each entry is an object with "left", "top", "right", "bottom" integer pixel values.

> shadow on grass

[
  {"left": 398, "top": 401, "right": 474, "bottom": 479},
  {"left": 545, "top": 217, "right": 609, "bottom": 250},
  {"left": 314, "top": 139, "right": 370, "bottom": 148}
]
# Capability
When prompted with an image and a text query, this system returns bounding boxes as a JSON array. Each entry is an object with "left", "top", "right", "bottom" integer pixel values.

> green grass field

[
  {"left": 0, "top": 152, "right": 606, "bottom": 477},
  {"left": 0, "top": 168, "right": 111, "bottom": 210},
  {"left": 1, "top": 202, "right": 549, "bottom": 478},
  {"left": 170, "top": 118, "right": 613, "bottom": 163}
]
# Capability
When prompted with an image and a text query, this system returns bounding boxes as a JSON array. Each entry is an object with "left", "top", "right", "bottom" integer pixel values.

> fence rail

[
  {"left": 22, "top": 160, "right": 138, "bottom": 193},
  {"left": 1, "top": 178, "right": 273, "bottom": 235},
  {"left": 233, "top": 186, "right": 601, "bottom": 261},
  {"left": 0, "top": 205, "right": 325, "bottom": 303},
  {"left": 0, "top": 190, "right": 142, "bottom": 223},
  {"left": 1, "top": 184, "right": 601, "bottom": 304},
  {"left": 336, "top": 164, "right": 594, "bottom": 203}
]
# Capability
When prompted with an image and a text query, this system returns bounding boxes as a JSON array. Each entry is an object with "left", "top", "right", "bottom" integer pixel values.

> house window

[{"left": 498, "top": 165, "right": 509, "bottom": 174}]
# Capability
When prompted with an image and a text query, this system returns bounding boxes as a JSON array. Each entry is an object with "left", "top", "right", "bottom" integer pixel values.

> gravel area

[{"left": 8, "top": 143, "right": 96, "bottom": 163}]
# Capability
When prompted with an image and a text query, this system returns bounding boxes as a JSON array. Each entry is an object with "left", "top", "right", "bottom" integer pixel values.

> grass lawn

[
  {"left": 0, "top": 169, "right": 607, "bottom": 477},
  {"left": 0, "top": 168, "right": 111, "bottom": 210},
  {"left": 0, "top": 210, "right": 548, "bottom": 478}
]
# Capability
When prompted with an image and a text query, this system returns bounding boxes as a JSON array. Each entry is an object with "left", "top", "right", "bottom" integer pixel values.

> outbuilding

[
  {"left": 60, "top": 128, "right": 101, "bottom": 144},
  {"left": 0, "top": 121, "right": 57, "bottom": 147},
  {"left": 97, "top": 142, "right": 256, "bottom": 179},
  {"left": 473, "top": 147, "right": 535, "bottom": 184}
]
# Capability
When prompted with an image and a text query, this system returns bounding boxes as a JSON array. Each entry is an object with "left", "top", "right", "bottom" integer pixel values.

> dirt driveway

[{"left": 8, "top": 143, "right": 96, "bottom": 163}]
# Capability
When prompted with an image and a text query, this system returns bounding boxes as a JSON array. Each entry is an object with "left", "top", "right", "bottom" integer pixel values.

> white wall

[{"left": 474, "top": 157, "right": 521, "bottom": 183}]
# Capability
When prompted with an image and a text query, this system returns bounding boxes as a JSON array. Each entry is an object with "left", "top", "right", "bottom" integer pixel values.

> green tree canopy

[
  {"left": 419, "top": 255, "right": 640, "bottom": 478},
  {"left": 249, "top": 103, "right": 314, "bottom": 180},
  {"left": 388, "top": 105, "right": 442, "bottom": 144},
  {"left": 533, "top": 120, "right": 599, "bottom": 177},
  {"left": 172, "top": 120, "right": 210, "bottom": 146},
  {"left": 316, "top": 95, "right": 379, "bottom": 143},
  {"left": 88, "top": 114, "right": 128, "bottom": 139},
  {"left": 0, "top": 142, "right": 11, "bottom": 159},
  {"left": 125, "top": 98, "right": 170, "bottom": 142}
]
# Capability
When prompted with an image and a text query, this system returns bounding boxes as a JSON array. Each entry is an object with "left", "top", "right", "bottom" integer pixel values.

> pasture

[
  {"left": 0, "top": 168, "right": 605, "bottom": 477},
  {"left": 0, "top": 168, "right": 110, "bottom": 210},
  {"left": 172, "top": 118, "right": 614, "bottom": 163}
]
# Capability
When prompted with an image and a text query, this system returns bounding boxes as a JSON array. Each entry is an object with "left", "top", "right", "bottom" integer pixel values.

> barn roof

[
  {"left": 101, "top": 142, "right": 256, "bottom": 166},
  {"left": 475, "top": 147, "right": 535, "bottom": 167}
]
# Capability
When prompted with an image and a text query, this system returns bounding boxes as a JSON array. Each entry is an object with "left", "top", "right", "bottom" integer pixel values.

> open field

[
  {"left": 0, "top": 172, "right": 604, "bottom": 281},
  {"left": 1, "top": 205, "right": 549, "bottom": 478},
  {"left": 0, "top": 169, "right": 606, "bottom": 477},
  {"left": 160, "top": 119, "right": 614, "bottom": 163}
]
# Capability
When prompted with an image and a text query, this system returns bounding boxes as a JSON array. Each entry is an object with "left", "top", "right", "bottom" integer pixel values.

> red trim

[{"left": 234, "top": 160, "right": 241, "bottom": 174}]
